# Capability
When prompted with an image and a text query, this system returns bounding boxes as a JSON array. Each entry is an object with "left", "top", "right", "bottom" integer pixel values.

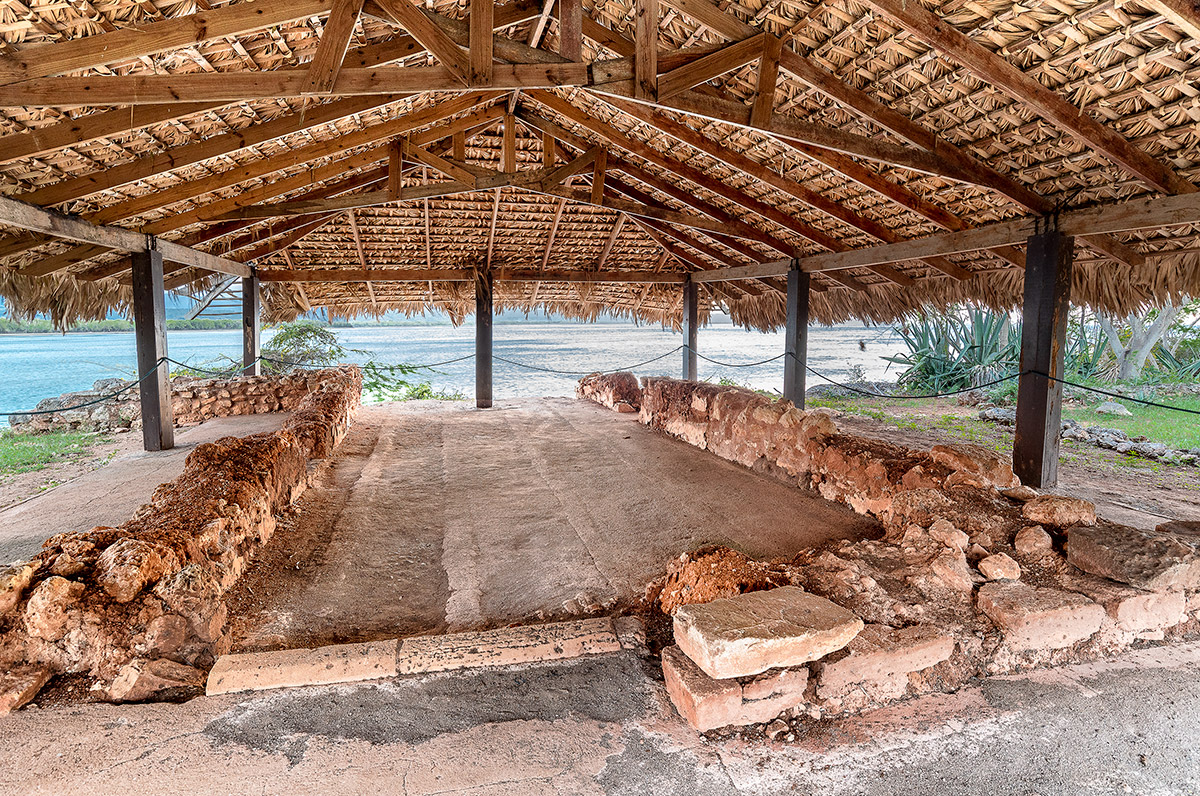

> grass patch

[
  {"left": 0, "top": 430, "right": 104, "bottom": 476},
  {"left": 1061, "top": 396, "right": 1200, "bottom": 450}
]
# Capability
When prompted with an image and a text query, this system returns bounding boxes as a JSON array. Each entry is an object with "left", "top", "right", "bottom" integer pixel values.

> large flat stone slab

[
  {"left": 977, "top": 582, "right": 1104, "bottom": 652},
  {"left": 1068, "top": 523, "right": 1200, "bottom": 591},
  {"left": 817, "top": 624, "right": 955, "bottom": 700},
  {"left": 0, "top": 664, "right": 52, "bottom": 715},
  {"left": 396, "top": 617, "right": 620, "bottom": 675},
  {"left": 673, "top": 586, "right": 863, "bottom": 680},
  {"left": 661, "top": 645, "right": 809, "bottom": 731},
  {"left": 207, "top": 639, "right": 399, "bottom": 695}
]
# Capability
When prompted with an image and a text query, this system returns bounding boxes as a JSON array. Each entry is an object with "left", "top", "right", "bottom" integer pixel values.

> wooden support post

[
  {"left": 783, "top": 263, "right": 809, "bottom": 408},
  {"left": 475, "top": 267, "right": 494, "bottom": 408},
  {"left": 1013, "top": 227, "right": 1075, "bottom": 488},
  {"left": 634, "top": 0, "right": 658, "bottom": 101},
  {"left": 682, "top": 276, "right": 698, "bottom": 381},
  {"left": 558, "top": 0, "right": 582, "bottom": 60},
  {"left": 242, "top": 271, "right": 261, "bottom": 376},
  {"left": 130, "top": 249, "right": 174, "bottom": 451}
]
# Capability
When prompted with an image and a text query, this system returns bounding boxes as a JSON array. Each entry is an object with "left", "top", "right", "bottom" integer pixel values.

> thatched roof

[{"left": 0, "top": 0, "right": 1197, "bottom": 330}]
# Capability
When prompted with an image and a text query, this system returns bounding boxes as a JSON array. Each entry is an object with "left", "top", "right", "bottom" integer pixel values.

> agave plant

[{"left": 882, "top": 307, "right": 1020, "bottom": 394}]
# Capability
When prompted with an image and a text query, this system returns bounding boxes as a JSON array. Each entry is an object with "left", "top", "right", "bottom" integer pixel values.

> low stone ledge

[
  {"left": 662, "top": 645, "right": 809, "bottom": 731},
  {"left": 207, "top": 639, "right": 399, "bottom": 695},
  {"left": 396, "top": 617, "right": 621, "bottom": 675}
]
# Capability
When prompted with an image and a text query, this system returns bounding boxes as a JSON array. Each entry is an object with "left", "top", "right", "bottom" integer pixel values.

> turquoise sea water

[{"left": 0, "top": 317, "right": 905, "bottom": 415}]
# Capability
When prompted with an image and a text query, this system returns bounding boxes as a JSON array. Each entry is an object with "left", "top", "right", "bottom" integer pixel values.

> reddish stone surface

[
  {"left": 0, "top": 367, "right": 363, "bottom": 700},
  {"left": 661, "top": 645, "right": 810, "bottom": 731},
  {"left": 1022, "top": 495, "right": 1097, "bottom": 528},
  {"left": 652, "top": 547, "right": 789, "bottom": 616},
  {"left": 576, "top": 372, "right": 642, "bottom": 412},
  {"left": 817, "top": 624, "right": 954, "bottom": 699},
  {"left": 977, "top": 582, "right": 1104, "bottom": 652}
]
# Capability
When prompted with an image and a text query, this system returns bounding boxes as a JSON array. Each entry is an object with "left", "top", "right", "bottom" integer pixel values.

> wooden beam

[
  {"left": 242, "top": 272, "right": 261, "bottom": 376},
  {"left": 470, "top": 0, "right": 495, "bottom": 85},
  {"left": 858, "top": 0, "right": 1196, "bottom": 196},
  {"left": 368, "top": 0, "right": 472, "bottom": 85},
  {"left": 486, "top": 188, "right": 501, "bottom": 267},
  {"left": 475, "top": 267, "right": 494, "bottom": 408},
  {"left": 657, "top": 34, "right": 763, "bottom": 100},
  {"left": 750, "top": 34, "right": 780, "bottom": 129},
  {"left": 652, "top": 0, "right": 1144, "bottom": 267},
  {"left": 259, "top": 267, "right": 472, "bottom": 281},
  {"left": 403, "top": 138, "right": 478, "bottom": 185},
  {"left": 558, "top": 0, "right": 583, "bottom": 60},
  {"left": 782, "top": 265, "right": 809, "bottom": 408},
  {"left": 534, "top": 183, "right": 752, "bottom": 238},
  {"left": 0, "top": 63, "right": 600, "bottom": 105},
  {"left": 0, "top": 193, "right": 250, "bottom": 276},
  {"left": 1142, "top": 0, "right": 1200, "bottom": 40},
  {"left": 634, "top": 0, "right": 659, "bottom": 101},
  {"left": 540, "top": 146, "right": 599, "bottom": 187},
  {"left": 1013, "top": 229, "right": 1074, "bottom": 488},
  {"left": 0, "top": 0, "right": 334, "bottom": 85},
  {"left": 131, "top": 248, "right": 174, "bottom": 452},
  {"left": 697, "top": 190, "right": 1200, "bottom": 281},
  {"left": 541, "top": 197, "right": 567, "bottom": 269},
  {"left": 596, "top": 214, "right": 626, "bottom": 269},
  {"left": 682, "top": 277, "right": 697, "bottom": 379},
  {"left": 589, "top": 150, "right": 608, "bottom": 205},
  {"left": 306, "top": 0, "right": 366, "bottom": 93},
  {"left": 498, "top": 267, "right": 684, "bottom": 282},
  {"left": 502, "top": 113, "right": 517, "bottom": 171}
]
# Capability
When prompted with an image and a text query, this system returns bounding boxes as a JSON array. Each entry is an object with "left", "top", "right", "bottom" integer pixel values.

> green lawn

[
  {"left": 808, "top": 392, "right": 1200, "bottom": 451},
  {"left": 0, "top": 429, "right": 104, "bottom": 476},
  {"left": 1061, "top": 396, "right": 1200, "bottom": 449}
]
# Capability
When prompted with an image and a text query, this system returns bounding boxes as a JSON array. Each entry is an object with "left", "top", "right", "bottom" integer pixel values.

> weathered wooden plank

[
  {"left": 131, "top": 249, "right": 174, "bottom": 452},
  {"left": 242, "top": 273, "right": 261, "bottom": 376},
  {"left": 782, "top": 265, "right": 809, "bottom": 408},
  {"left": 306, "top": 0, "right": 367, "bottom": 93},
  {"left": 475, "top": 268, "right": 494, "bottom": 408},
  {"left": 634, "top": 0, "right": 659, "bottom": 100},
  {"left": 682, "top": 277, "right": 698, "bottom": 380},
  {"left": 657, "top": 33, "right": 763, "bottom": 100},
  {"left": 369, "top": 0, "right": 472, "bottom": 84},
  {"left": 1013, "top": 230, "right": 1075, "bottom": 488},
  {"left": 470, "top": 0, "right": 494, "bottom": 85}
]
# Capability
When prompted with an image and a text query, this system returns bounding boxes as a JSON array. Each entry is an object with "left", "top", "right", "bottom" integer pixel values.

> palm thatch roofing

[{"left": 0, "top": 0, "right": 1197, "bottom": 330}]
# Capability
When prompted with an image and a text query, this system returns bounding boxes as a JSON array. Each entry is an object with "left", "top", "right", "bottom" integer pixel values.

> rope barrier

[
  {"left": 2, "top": 357, "right": 168, "bottom": 417},
  {"left": 5, "top": 347, "right": 1198, "bottom": 419}
]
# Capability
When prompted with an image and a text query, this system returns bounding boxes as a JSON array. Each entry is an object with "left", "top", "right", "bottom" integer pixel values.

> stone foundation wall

[
  {"left": 576, "top": 372, "right": 641, "bottom": 413},
  {"left": 9, "top": 370, "right": 344, "bottom": 433},
  {"left": 580, "top": 374, "right": 1200, "bottom": 732},
  {"left": 0, "top": 366, "right": 362, "bottom": 704}
]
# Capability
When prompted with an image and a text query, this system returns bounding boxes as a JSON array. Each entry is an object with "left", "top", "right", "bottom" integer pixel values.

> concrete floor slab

[
  {"left": 226, "top": 399, "right": 882, "bottom": 649},
  {"left": 0, "top": 414, "right": 287, "bottom": 564},
  {"left": 6, "top": 643, "right": 1200, "bottom": 793}
]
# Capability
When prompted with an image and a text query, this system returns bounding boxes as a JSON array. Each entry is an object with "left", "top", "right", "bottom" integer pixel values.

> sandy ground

[
  {"left": 0, "top": 415, "right": 287, "bottom": 563},
  {"left": 6, "top": 640, "right": 1200, "bottom": 794},
  {"left": 227, "top": 399, "right": 881, "bottom": 650}
]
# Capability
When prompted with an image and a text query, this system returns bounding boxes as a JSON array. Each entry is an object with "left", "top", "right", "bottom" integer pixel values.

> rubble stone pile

[
  {"left": 8, "top": 369, "right": 345, "bottom": 433},
  {"left": 578, "top": 373, "right": 1200, "bottom": 732},
  {"left": 0, "top": 367, "right": 361, "bottom": 709}
]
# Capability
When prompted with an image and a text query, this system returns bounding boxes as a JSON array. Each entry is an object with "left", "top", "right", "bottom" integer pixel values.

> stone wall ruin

[
  {"left": 0, "top": 366, "right": 362, "bottom": 706},
  {"left": 580, "top": 373, "right": 1200, "bottom": 732}
]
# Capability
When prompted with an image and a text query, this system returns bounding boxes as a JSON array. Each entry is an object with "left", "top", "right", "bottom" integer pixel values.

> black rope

[
  {"left": 165, "top": 357, "right": 255, "bottom": 377},
  {"left": 688, "top": 348, "right": 789, "bottom": 368},
  {"left": 1032, "top": 371, "right": 1200, "bottom": 417},
  {"left": 2, "top": 357, "right": 168, "bottom": 417},
  {"left": 492, "top": 346, "right": 684, "bottom": 376}
]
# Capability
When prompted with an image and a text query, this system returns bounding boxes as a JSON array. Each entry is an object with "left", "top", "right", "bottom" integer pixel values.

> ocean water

[{"left": 0, "top": 317, "right": 906, "bottom": 415}]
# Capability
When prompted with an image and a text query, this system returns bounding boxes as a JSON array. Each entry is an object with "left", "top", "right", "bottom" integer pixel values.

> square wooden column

[
  {"left": 475, "top": 267, "right": 493, "bottom": 409},
  {"left": 131, "top": 249, "right": 174, "bottom": 451},
  {"left": 242, "top": 271, "right": 260, "bottom": 376},
  {"left": 1013, "top": 228, "right": 1075, "bottom": 488},
  {"left": 682, "top": 277, "right": 698, "bottom": 381},
  {"left": 783, "top": 264, "right": 810, "bottom": 408}
]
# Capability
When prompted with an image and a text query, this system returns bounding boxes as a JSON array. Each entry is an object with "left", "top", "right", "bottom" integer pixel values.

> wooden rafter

[
  {"left": 859, "top": 0, "right": 1196, "bottom": 197},
  {"left": 657, "top": 34, "right": 764, "bottom": 100},
  {"left": 306, "top": 0, "right": 367, "bottom": 93},
  {"left": 367, "top": 0, "right": 472, "bottom": 84}
]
